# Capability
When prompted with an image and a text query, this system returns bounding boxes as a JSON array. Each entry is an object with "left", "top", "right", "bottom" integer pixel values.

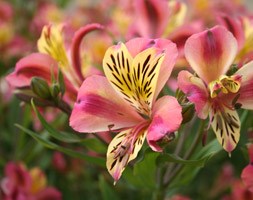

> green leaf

[
  {"left": 167, "top": 139, "right": 222, "bottom": 189},
  {"left": 31, "top": 99, "right": 81, "bottom": 143},
  {"left": 80, "top": 138, "right": 107, "bottom": 154},
  {"left": 99, "top": 175, "right": 120, "bottom": 200},
  {"left": 156, "top": 153, "right": 211, "bottom": 167},
  {"left": 15, "top": 124, "right": 105, "bottom": 167},
  {"left": 157, "top": 140, "right": 222, "bottom": 167},
  {"left": 193, "top": 139, "right": 222, "bottom": 159},
  {"left": 123, "top": 150, "right": 158, "bottom": 189}
]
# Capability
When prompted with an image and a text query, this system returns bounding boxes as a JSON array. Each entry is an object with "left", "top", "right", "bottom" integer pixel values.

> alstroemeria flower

[
  {"left": 0, "top": 162, "right": 61, "bottom": 200},
  {"left": 70, "top": 38, "right": 182, "bottom": 183},
  {"left": 129, "top": 0, "right": 187, "bottom": 39},
  {"left": 6, "top": 23, "right": 104, "bottom": 103},
  {"left": 178, "top": 25, "right": 253, "bottom": 153}
]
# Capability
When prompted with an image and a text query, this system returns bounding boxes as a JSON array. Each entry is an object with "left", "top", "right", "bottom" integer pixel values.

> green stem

[
  {"left": 153, "top": 188, "right": 166, "bottom": 200},
  {"left": 56, "top": 99, "right": 72, "bottom": 116},
  {"left": 240, "top": 110, "right": 249, "bottom": 126},
  {"left": 163, "top": 120, "right": 206, "bottom": 188}
]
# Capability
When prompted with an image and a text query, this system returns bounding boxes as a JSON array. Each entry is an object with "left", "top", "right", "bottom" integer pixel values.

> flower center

[{"left": 208, "top": 75, "right": 242, "bottom": 98}]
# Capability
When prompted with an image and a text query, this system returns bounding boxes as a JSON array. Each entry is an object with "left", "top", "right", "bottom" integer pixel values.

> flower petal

[
  {"left": 241, "top": 164, "right": 253, "bottom": 192},
  {"left": 217, "top": 15, "right": 245, "bottom": 50},
  {"left": 103, "top": 42, "right": 165, "bottom": 116},
  {"left": 235, "top": 61, "right": 253, "bottom": 110},
  {"left": 37, "top": 24, "right": 83, "bottom": 89},
  {"left": 177, "top": 70, "right": 210, "bottom": 119},
  {"left": 6, "top": 53, "right": 58, "bottom": 88},
  {"left": 210, "top": 106, "right": 240, "bottom": 153},
  {"left": 106, "top": 128, "right": 146, "bottom": 183},
  {"left": 147, "top": 96, "right": 182, "bottom": 152},
  {"left": 134, "top": 0, "right": 170, "bottom": 38},
  {"left": 185, "top": 25, "right": 238, "bottom": 83},
  {"left": 5, "top": 53, "right": 78, "bottom": 102},
  {"left": 36, "top": 187, "right": 62, "bottom": 200},
  {"left": 241, "top": 144, "right": 253, "bottom": 192},
  {"left": 71, "top": 23, "right": 104, "bottom": 81},
  {"left": 38, "top": 24, "right": 69, "bottom": 70},
  {"left": 69, "top": 75, "right": 143, "bottom": 133},
  {"left": 125, "top": 38, "right": 178, "bottom": 100}
]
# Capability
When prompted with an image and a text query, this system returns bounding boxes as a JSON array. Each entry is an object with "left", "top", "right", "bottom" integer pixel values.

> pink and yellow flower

[
  {"left": 0, "top": 162, "right": 61, "bottom": 200},
  {"left": 178, "top": 25, "right": 253, "bottom": 153},
  {"left": 70, "top": 38, "right": 182, "bottom": 183},
  {"left": 6, "top": 23, "right": 104, "bottom": 103}
]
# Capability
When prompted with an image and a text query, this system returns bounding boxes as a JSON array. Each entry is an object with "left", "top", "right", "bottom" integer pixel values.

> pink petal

[
  {"left": 0, "top": 178, "right": 15, "bottom": 196},
  {"left": 126, "top": 38, "right": 178, "bottom": 100},
  {"left": 35, "top": 187, "right": 62, "bottom": 200},
  {"left": 249, "top": 144, "right": 253, "bottom": 163},
  {"left": 69, "top": 75, "right": 143, "bottom": 133},
  {"left": 185, "top": 25, "right": 238, "bottom": 84},
  {"left": 241, "top": 144, "right": 253, "bottom": 192},
  {"left": 236, "top": 61, "right": 253, "bottom": 110},
  {"left": 147, "top": 96, "right": 182, "bottom": 152},
  {"left": 134, "top": 0, "right": 170, "bottom": 38},
  {"left": 177, "top": 70, "right": 210, "bottom": 119},
  {"left": 71, "top": 23, "right": 104, "bottom": 82},
  {"left": 217, "top": 15, "right": 245, "bottom": 50},
  {"left": 4, "top": 162, "right": 32, "bottom": 192},
  {"left": 241, "top": 165, "right": 253, "bottom": 192},
  {"left": 168, "top": 21, "right": 204, "bottom": 59},
  {"left": 5, "top": 53, "right": 57, "bottom": 88},
  {"left": 5, "top": 53, "right": 78, "bottom": 103}
]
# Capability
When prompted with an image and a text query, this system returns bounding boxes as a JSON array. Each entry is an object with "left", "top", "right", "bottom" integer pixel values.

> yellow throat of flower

[{"left": 208, "top": 75, "right": 242, "bottom": 98}]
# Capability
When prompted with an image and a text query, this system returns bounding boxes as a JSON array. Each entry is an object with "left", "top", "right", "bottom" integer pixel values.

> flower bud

[
  {"left": 182, "top": 103, "right": 195, "bottom": 124},
  {"left": 50, "top": 83, "right": 60, "bottom": 99},
  {"left": 31, "top": 77, "right": 51, "bottom": 99}
]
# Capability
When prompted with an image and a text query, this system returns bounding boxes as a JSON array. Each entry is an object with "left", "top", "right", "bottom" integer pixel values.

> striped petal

[
  {"left": 38, "top": 24, "right": 69, "bottom": 70},
  {"left": 103, "top": 42, "right": 165, "bottom": 117},
  {"left": 125, "top": 38, "right": 178, "bottom": 101},
  {"left": 106, "top": 128, "right": 146, "bottom": 184},
  {"left": 210, "top": 106, "right": 240, "bottom": 153},
  {"left": 69, "top": 75, "right": 143, "bottom": 133},
  {"left": 185, "top": 25, "right": 238, "bottom": 84}
]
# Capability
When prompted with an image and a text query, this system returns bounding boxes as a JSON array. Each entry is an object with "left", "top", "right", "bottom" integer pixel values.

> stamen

[{"left": 208, "top": 75, "right": 241, "bottom": 98}]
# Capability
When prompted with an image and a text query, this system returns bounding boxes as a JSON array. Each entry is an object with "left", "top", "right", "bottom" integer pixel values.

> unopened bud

[
  {"left": 182, "top": 103, "right": 195, "bottom": 124},
  {"left": 50, "top": 83, "right": 60, "bottom": 99},
  {"left": 58, "top": 69, "right": 65, "bottom": 96},
  {"left": 31, "top": 77, "right": 51, "bottom": 99}
]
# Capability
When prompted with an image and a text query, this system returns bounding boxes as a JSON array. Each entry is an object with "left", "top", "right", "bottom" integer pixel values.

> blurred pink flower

[
  {"left": 241, "top": 144, "right": 253, "bottom": 192},
  {"left": 0, "top": 162, "right": 61, "bottom": 200}
]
